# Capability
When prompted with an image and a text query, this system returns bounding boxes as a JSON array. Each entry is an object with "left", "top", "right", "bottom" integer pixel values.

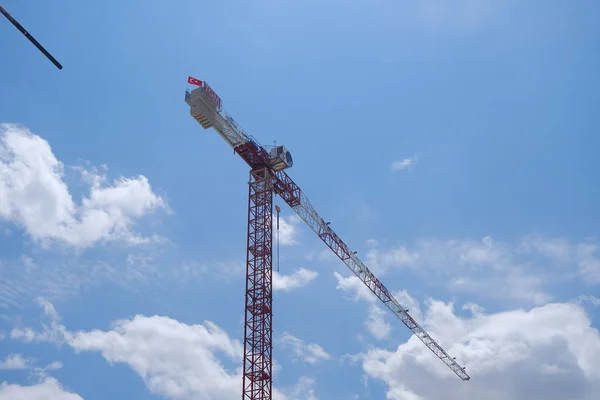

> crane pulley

[{"left": 184, "top": 76, "right": 470, "bottom": 399}]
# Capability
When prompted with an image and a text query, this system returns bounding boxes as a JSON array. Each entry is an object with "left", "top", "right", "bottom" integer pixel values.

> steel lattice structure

[
  {"left": 184, "top": 77, "right": 470, "bottom": 399},
  {"left": 243, "top": 168, "right": 274, "bottom": 399}
]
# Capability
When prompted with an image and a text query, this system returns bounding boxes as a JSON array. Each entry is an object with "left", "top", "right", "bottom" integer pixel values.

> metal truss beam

[{"left": 242, "top": 168, "right": 274, "bottom": 400}]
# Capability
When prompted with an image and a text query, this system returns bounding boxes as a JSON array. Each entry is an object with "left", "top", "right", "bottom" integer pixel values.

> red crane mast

[{"left": 184, "top": 77, "right": 470, "bottom": 400}]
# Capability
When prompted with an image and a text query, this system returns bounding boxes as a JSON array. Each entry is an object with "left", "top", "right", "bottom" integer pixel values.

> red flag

[{"left": 187, "top": 76, "right": 202, "bottom": 86}]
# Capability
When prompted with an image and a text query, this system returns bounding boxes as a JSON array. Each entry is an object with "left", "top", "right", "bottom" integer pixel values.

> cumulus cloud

[
  {"left": 304, "top": 249, "right": 337, "bottom": 263},
  {"left": 578, "top": 295, "right": 600, "bottom": 307},
  {"left": 356, "top": 235, "right": 600, "bottom": 306},
  {"left": 576, "top": 243, "right": 600, "bottom": 285},
  {"left": 393, "top": 289, "right": 422, "bottom": 322},
  {"left": 11, "top": 303, "right": 244, "bottom": 399},
  {"left": 9, "top": 300, "right": 320, "bottom": 400},
  {"left": 365, "top": 245, "right": 419, "bottom": 275},
  {"left": 0, "top": 123, "right": 168, "bottom": 249},
  {"left": 173, "top": 261, "right": 317, "bottom": 292},
  {"left": 353, "top": 299, "right": 600, "bottom": 400},
  {"left": 0, "top": 377, "right": 83, "bottom": 400},
  {"left": 278, "top": 333, "right": 330, "bottom": 365},
  {"left": 518, "top": 234, "right": 571, "bottom": 262},
  {"left": 363, "top": 236, "right": 510, "bottom": 276},
  {"left": 390, "top": 155, "right": 419, "bottom": 172},
  {"left": 175, "top": 259, "right": 245, "bottom": 283},
  {"left": 273, "top": 268, "right": 318, "bottom": 292},
  {"left": 366, "top": 305, "right": 391, "bottom": 341},
  {"left": 417, "top": 236, "right": 550, "bottom": 304},
  {"left": 274, "top": 214, "right": 301, "bottom": 246},
  {"left": 11, "top": 298, "right": 68, "bottom": 344},
  {"left": 68, "top": 316, "right": 244, "bottom": 399},
  {"left": 334, "top": 272, "right": 374, "bottom": 303},
  {"left": 0, "top": 354, "right": 73, "bottom": 399},
  {"left": 288, "top": 376, "right": 319, "bottom": 400},
  {"left": 334, "top": 272, "right": 420, "bottom": 341},
  {"left": 0, "top": 354, "right": 30, "bottom": 370}
]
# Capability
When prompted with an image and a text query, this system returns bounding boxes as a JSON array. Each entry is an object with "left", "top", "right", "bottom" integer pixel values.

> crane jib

[{"left": 275, "top": 169, "right": 471, "bottom": 381}]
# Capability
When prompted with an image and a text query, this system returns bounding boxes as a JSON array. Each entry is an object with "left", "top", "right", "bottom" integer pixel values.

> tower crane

[{"left": 184, "top": 76, "right": 470, "bottom": 400}]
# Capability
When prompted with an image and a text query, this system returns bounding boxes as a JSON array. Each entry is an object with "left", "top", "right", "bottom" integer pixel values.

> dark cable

[{"left": 0, "top": 5, "right": 63, "bottom": 69}]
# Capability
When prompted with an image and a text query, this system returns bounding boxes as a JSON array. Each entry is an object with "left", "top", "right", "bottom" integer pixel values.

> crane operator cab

[{"left": 269, "top": 145, "right": 293, "bottom": 171}]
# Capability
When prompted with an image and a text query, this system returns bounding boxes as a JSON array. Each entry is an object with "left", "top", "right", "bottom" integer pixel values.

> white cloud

[
  {"left": 577, "top": 243, "right": 600, "bottom": 284},
  {"left": 44, "top": 361, "right": 63, "bottom": 371},
  {"left": 0, "top": 252, "right": 166, "bottom": 311},
  {"left": 393, "top": 290, "right": 422, "bottom": 322},
  {"left": 366, "top": 305, "right": 391, "bottom": 341},
  {"left": 279, "top": 333, "right": 330, "bottom": 365},
  {"left": 38, "top": 298, "right": 60, "bottom": 322},
  {"left": 332, "top": 267, "right": 599, "bottom": 398},
  {"left": 354, "top": 299, "right": 600, "bottom": 400},
  {"left": 67, "top": 316, "right": 245, "bottom": 400},
  {"left": 578, "top": 295, "right": 600, "bottom": 307},
  {"left": 12, "top": 303, "right": 244, "bottom": 399},
  {"left": 0, "top": 123, "right": 168, "bottom": 249},
  {"left": 390, "top": 155, "right": 419, "bottom": 172},
  {"left": 0, "top": 354, "right": 30, "bottom": 370},
  {"left": 0, "top": 377, "right": 83, "bottom": 400},
  {"left": 11, "top": 298, "right": 68, "bottom": 344},
  {"left": 519, "top": 235, "right": 600, "bottom": 285},
  {"left": 288, "top": 376, "right": 319, "bottom": 400},
  {"left": 518, "top": 234, "right": 571, "bottom": 262},
  {"left": 449, "top": 270, "right": 550, "bottom": 305},
  {"left": 412, "top": 236, "right": 509, "bottom": 271},
  {"left": 363, "top": 236, "right": 510, "bottom": 276},
  {"left": 354, "top": 235, "right": 600, "bottom": 306},
  {"left": 0, "top": 275, "right": 28, "bottom": 310},
  {"left": 9, "top": 300, "right": 306, "bottom": 400},
  {"left": 304, "top": 249, "right": 337, "bottom": 262},
  {"left": 0, "top": 350, "right": 69, "bottom": 398},
  {"left": 334, "top": 273, "right": 418, "bottom": 312},
  {"left": 334, "top": 272, "right": 375, "bottom": 303},
  {"left": 175, "top": 259, "right": 245, "bottom": 283},
  {"left": 334, "top": 273, "right": 419, "bottom": 341},
  {"left": 462, "top": 302, "right": 485, "bottom": 316},
  {"left": 423, "top": 236, "right": 547, "bottom": 304},
  {"left": 365, "top": 245, "right": 419, "bottom": 275},
  {"left": 273, "top": 268, "right": 317, "bottom": 292},
  {"left": 366, "top": 239, "right": 379, "bottom": 247},
  {"left": 274, "top": 214, "right": 300, "bottom": 246},
  {"left": 21, "top": 255, "right": 37, "bottom": 272}
]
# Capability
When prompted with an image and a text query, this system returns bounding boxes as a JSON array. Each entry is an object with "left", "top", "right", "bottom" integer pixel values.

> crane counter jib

[{"left": 185, "top": 77, "right": 293, "bottom": 172}]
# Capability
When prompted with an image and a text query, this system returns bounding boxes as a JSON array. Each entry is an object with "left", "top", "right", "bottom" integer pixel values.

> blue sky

[{"left": 1, "top": 0, "right": 599, "bottom": 399}]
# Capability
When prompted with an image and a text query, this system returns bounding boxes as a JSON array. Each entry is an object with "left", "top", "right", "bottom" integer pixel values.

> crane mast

[{"left": 184, "top": 78, "right": 470, "bottom": 399}]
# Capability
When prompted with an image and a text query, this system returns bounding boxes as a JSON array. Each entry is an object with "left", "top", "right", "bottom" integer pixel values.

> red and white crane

[{"left": 184, "top": 76, "right": 470, "bottom": 400}]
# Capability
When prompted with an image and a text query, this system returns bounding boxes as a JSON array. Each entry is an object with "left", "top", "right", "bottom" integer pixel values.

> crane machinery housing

[{"left": 184, "top": 76, "right": 469, "bottom": 400}]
